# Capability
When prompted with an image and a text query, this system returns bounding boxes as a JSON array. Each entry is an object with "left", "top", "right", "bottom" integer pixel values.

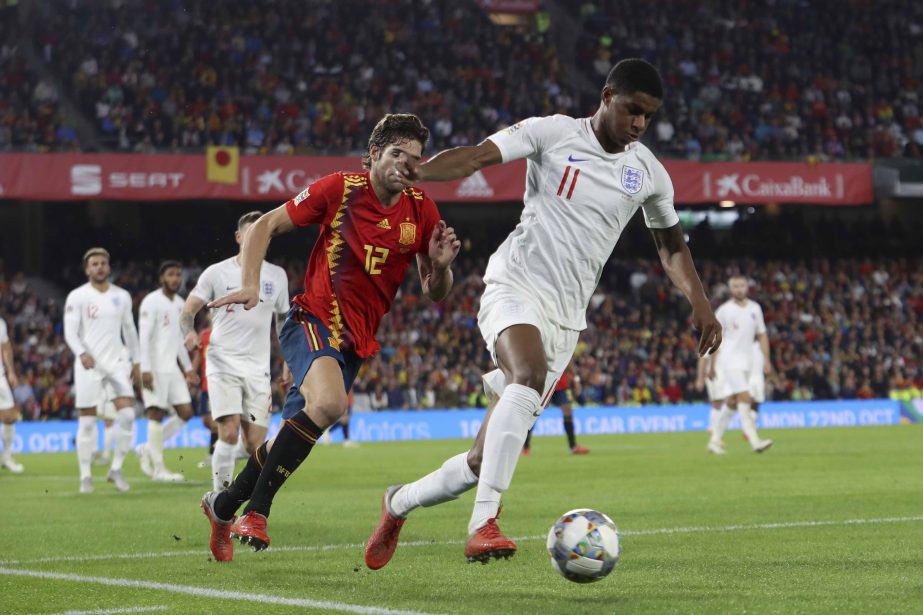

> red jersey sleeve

[
  {"left": 285, "top": 173, "right": 345, "bottom": 228},
  {"left": 417, "top": 194, "right": 443, "bottom": 255}
]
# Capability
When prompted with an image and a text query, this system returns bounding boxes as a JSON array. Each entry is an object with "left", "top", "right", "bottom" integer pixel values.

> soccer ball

[{"left": 546, "top": 508, "right": 621, "bottom": 583}]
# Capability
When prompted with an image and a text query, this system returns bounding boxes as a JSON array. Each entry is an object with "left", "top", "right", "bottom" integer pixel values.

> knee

[
  {"left": 507, "top": 364, "right": 547, "bottom": 395},
  {"left": 308, "top": 395, "right": 349, "bottom": 426},
  {"left": 466, "top": 447, "right": 483, "bottom": 476}
]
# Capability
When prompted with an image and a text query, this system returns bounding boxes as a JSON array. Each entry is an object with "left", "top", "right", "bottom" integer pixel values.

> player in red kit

[
  {"left": 521, "top": 362, "right": 590, "bottom": 455},
  {"left": 200, "top": 114, "right": 461, "bottom": 561}
]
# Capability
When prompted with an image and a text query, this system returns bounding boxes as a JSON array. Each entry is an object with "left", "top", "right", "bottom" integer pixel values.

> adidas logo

[
  {"left": 377, "top": 218, "right": 391, "bottom": 229},
  {"left": 456, "top": 170, "right": 494, "bottom": 197}
]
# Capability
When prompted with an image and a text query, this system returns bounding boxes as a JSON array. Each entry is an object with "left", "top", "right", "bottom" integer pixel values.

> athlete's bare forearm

[{"left": 416, "top": 140, "right": 502, "bottom": 182}]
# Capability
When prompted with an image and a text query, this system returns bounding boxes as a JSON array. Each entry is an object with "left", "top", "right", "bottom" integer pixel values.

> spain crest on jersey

[
  {"left": 621, "top": 166, "right": 644, "bottom": 194},
  {"left": 399, "top": 222, "right": 416, "bottom": 245}
]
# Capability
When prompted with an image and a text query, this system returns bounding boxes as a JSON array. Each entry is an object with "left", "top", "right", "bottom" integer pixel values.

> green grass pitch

[{"left": 2, "top": 425, "right": 921, "bottom": 614}]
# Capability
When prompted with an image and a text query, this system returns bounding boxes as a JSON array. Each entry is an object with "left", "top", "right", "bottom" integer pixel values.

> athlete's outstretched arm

[
  {"left": 650, "top": 223, "right": 722, "bottom": 356},
  {"left": 417, "top": 221, "right": 461, "bottom": 302},
  {"left": 210, "top": 205, "right": 295, "bottom": 310},
  {"left": 409, "top": 140, "right": 503, "bottom": 183}
]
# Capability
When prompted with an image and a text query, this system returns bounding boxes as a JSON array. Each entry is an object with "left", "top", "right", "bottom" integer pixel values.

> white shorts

[
  {"left": 75, "top": 361, "right": 134, "bottom": 409},
  {"left": 704, "top": 371, "right": 725, "bottom": 402},
  {"left": 0, "top": 375, "right": 14, "bottom": 410},
  {"left": 207, "top": 371, "right": 271, "bottom": 428},
  {"left": 748, "top": 370, "right": 766, "bottom": 403},
  {"left": 141, "top": 368, "right": 192, "bottom": 410},
  {"left": 477, "top": 283, "right": 579, "bottom": 413},
  {"left": 718, "top": 368, "right": 751, "bottom": 399}
]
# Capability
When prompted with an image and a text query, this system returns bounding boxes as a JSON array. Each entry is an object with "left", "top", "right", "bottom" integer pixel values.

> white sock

[
  {"left": 103, "top": 423, "right": 114, "bottom": 456},
  {"left": 1, "top": 423, "right": 13, "bottom": 461},
  {"left": 76, "top": 416, "right": 97, "bottom": 480},
  {"left": 110, "top": 408, "right": 134, "bottom": 472},
  {"left": 708, "top": 408, "right": 720, "bottom": 432},
  {"left": 212, "top": 439, "right": 237, "bottom": 491},
  {"left": 738, "top": 402, "right": 761, "bottom": 447},
  {"left": 147, "top": 419, "right": 165, "bottom": 473},
  {"left": 468, "top": 383, "right": 541, "bottom": 535},
  {"left": 161, "top": 415, "right": 186, "bottom": 442},
  {"left": 391, "top": 452, "right": 478, "bottom": 518},
  {"left": 710, "top": 406, "right": 734, "bottom": 445}
]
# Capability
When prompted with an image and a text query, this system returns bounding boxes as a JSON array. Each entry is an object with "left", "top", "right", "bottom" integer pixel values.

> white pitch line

[
  {"left": 2, "top": 515, "right": 921, "bottom": 567},
  {"left": 1, "top": 568, "right": 435, "bottom": 615},
  {"left": 40, "top": 606, "right": 168, "bottom": 615}
]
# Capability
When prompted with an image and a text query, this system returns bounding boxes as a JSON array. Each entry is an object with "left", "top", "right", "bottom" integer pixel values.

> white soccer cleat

[
  {"left": 135, "top": 444, "right": 154, "bottom": 477},
  {"left": 342, "top": 440, "right": 360, "bottom": 449},
  {"left": 152, "top": 469, "right": 185, "bottom": 482},
  {"left": 753, "top": 439, "right": 774, "bottom": 453},
  {"left": 107, "top": 469, "right": 130, "bottom": 492},
  {"left": 79, "top": 477, "right": 94, "bottom": 493},
  {"left": 2, "top": 458, "right": 24, "bottom": 474},
  {"left": 707, "top": 440, "right": 727, "bottom": 455}
]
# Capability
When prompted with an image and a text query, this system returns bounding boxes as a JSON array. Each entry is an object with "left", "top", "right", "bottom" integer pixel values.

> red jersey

[
  {"left": 199, "top": 328, "right": 211, "bottom": 392},
  {"left": 285, "top": 171, "right": 441, "bottom": 358},
  {"left": 555, "top": 372, "right": 570, "bottom": 392}
]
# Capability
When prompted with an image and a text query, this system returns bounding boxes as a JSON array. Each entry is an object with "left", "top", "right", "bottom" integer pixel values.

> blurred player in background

[
  {"left": 522, "top": 362, "right": 589, "bottom": 455},
  {"left": 706, "top": 275, "right": 773, "bottom": 454},
  {"left": 63, "top": 248, "right": 141, "bottom": 493},
  {"left": 135, "top": 261, "right": 199, "bottom": 481},
  {"left": 0, "top": 315, "right": 23, "bottom": 473},
  {"left": 201, "top": 114, "right": 460, "bottom": 562},
  {"left": 181, "top": 213, "right": 290, "bottom": 493},
  {"left": 365, "top": 59, "right": 721, "bottom": 569},
  {"left": 696, "top": 351, "right": 726, "bottom": 440},
  {"left": 93, "top": 388, "right": 117, "bottom": 465},
  {"left": 192, "top": 323, "right": 220, "bottom": 469}
]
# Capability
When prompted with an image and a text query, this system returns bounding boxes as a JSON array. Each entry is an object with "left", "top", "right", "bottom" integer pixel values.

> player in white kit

[
  {"left": 136, "top": 261, "right": 199, "bottom": 481},
  {"left": 180, "top": 212, "right": 290, "bottom": 492},
  {"left": 706, "top": 275, "right": 773, "bottom": 454},
  {"left": 0, "top": 316, "right": 24, "bottom": 473},
  {"left": 64, "top": 248, "right": 141, "bottom": 493},
  {"left": 365, "top": 59, "right": 722, "bottom": 569},
  {"left": 696, "top": 349, "right": 726, "bottom": 438}
]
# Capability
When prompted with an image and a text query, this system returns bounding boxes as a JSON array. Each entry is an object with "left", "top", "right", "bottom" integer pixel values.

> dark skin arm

[
  {"left": 650, "top": 223, "right": 722, "bottom": 356},
  {"left": 402, "top": 140, "right": 504, "bottom": 184}
]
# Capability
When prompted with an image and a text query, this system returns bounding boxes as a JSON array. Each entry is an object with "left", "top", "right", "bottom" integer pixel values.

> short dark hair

[
  {"left": 238, "top": 211, "right": 262, "bottom": 230},
  {"left": 82, "top": 247, "right": 110, "bottom": 267},
  {"left": 159, "top": 260, "right": 182, "bottom": 276},
  {"left": 363, "top": 114, "right": 429, "bottom": 169},
  {"left": 606, "top": 58, "right": 664, "bottom": 100}
]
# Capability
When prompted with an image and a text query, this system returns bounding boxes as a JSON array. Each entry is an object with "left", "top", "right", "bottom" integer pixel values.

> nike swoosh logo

[
  {"left": 226, "top": 286, "right": 238, "bottom": 291},
  {"left": 568, "top": 155, "right": 589, "bottom": 162}
]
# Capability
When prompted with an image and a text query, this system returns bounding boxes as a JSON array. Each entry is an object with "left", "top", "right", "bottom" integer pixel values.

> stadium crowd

[
  {"left": 3, "top": 0, "right": 920, "bottom": 159},
  {"left": 2, "top": 250, "right": 920, "bottom": 420}
]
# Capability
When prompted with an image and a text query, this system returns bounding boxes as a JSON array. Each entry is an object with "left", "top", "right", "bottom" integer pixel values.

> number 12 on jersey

[{"left": 364, "top": 245, "right": 389, "bottom": 275}]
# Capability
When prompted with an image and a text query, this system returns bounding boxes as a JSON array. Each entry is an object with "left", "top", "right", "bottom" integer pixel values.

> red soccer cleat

[
  {"left": 570, "top": 445, "right": 591, "bottom": 455},
  {"left": 464, "top": 513, "right": 517, "bottom": 564},
  {"left": 231, "top": 511, "right": 271, "bottom": 551},
  {"left": 364, "top": 484, "right": 406, "bottom": 570},
  {"left": 201, "top": 491, "right": 234, "bottom": 562},
  {"left": 521, "top": 447, "right": 531, "bottom": 456}
]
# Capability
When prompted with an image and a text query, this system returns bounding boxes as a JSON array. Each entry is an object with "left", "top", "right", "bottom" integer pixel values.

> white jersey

[
  {"left": 751, "top": 339, "right": 765, "bottom": 375},
  {"left": 0, "top": 317, "right": 8, "bottom": 378},
  {"left": 485, "top": 115, "right": 678, "bottom": 330},
  {"left": 714, "top": 299, "right": 766, "bottom": 373},
  {"left": 190, "top": 257, "right": 289, "bottom": 377},
  {"left": 138, "top": 289, "right": 192, "bottom": 373},
  {"left": 63, "top": 283, "right": 140, "bottom": 372}
]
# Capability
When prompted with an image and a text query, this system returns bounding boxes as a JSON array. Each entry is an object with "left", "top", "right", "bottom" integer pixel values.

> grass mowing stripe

[
  {"left": 0, "top": 567, "right": 437, "bottom": 615},
  {"left": 4, "top": 515, "right": 920, "bottom": 567},
  {"left": 40, "top": 606, "right": 168, "bottom": 615}
]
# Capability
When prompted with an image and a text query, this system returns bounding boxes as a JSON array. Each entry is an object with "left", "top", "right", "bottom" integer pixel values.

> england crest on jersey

[
  {"left": 621, "top": 166, "right": 643, "bottom": 194},
  {"left": 262, "top": 281, "right": 274, "bottom": 296}
]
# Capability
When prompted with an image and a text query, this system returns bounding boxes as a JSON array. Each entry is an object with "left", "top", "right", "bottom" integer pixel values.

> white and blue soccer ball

[{"left": 546, "top": 508, "right": 621, "bottom": 583}]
